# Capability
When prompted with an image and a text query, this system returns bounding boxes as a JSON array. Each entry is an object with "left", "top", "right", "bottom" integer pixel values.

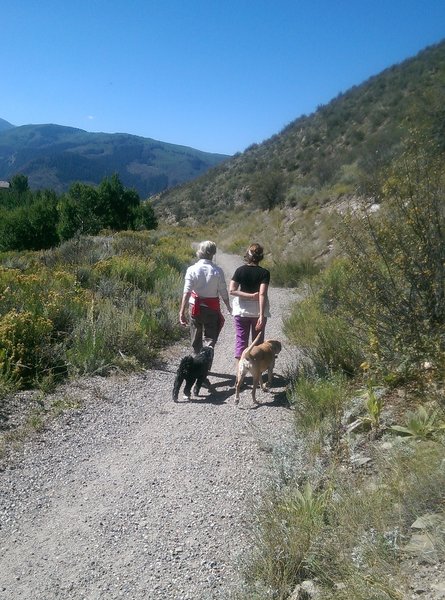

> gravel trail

[{"left": 0, "top": 251, "right": 299, "bottom": 599}]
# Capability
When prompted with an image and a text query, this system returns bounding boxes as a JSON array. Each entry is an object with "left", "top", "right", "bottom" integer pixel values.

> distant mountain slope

[
  {"left": 0, "top": 118, "right": 14, "bottom": 132},
  {"left": 0, "top": 124, "right": 229, "bottom": 197},
  {"left": 154, "top": 39, "right": 445, "bottom": 221}
]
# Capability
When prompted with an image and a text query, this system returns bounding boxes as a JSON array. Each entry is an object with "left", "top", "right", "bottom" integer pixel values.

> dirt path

[{"left": 0, "top": 251, "right": 299, "bottom": 599}]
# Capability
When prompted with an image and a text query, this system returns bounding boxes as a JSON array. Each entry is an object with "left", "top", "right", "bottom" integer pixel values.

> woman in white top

[{"left": 179, "top": 241, "right": 231, "bottom": 353}]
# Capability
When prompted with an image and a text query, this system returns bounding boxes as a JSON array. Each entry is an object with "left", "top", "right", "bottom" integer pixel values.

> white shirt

[
  {"left": 183, "top": 259, "right": 230, "bottom": 301},
  {"left": 232, "top": 296, "right": 271, "bottom": 318}
]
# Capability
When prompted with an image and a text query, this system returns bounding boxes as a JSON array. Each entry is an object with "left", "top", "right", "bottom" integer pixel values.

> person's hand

[
  {"left": 226, "top": 303, "right": 232, "bottom": 315},
  {"left": 179, "top": 311, "right": 188, "bottom": 326},
  {"left": 251, "top": 292, "right": 259, "bottom": 300},
  {"left": 255, "top": 316, "right": 264, "bottom": 331}
]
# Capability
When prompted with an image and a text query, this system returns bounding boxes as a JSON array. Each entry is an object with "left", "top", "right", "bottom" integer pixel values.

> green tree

[
  {"left": 58, "top": 175, "right": 145, "bottom": 240},
  {"left": 57, "top": 183, "right": 101, "bottom": 240},
  {"left": 0, "top": 191, "right": 58, "bottom": 251},
  {"left": 10, "top": 173, "right": 29, "bottom": 195},
  {"left": 27, "top": 190, "right": 59, "bottom": 249},
  {"left": 251, "top": 170, "right": 286, "bottom": 210},
  {"left": 0, "top": 207, "right": 31, "bottom": 251},
  {"left": 97, "top": 174, "right": 140, "bottom": 230},
  {"left": 132, "top": 201, "right": 158, "bottom": 230}
]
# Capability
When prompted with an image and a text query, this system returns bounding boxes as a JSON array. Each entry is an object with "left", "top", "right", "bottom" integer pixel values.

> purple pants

[{"left": 234, "top": 316, "right": 267, "bottom": 359}]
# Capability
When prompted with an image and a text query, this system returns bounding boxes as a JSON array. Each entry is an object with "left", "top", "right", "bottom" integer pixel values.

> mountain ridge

[
  {"left": 0, "top": 118, "right": 14, "bottom": 132},
  {"left": 0, "top": 122, "right": 229, "bottom": 197},
  {"left": 153, "top": 39, "right": 445, "bottom": 221}
]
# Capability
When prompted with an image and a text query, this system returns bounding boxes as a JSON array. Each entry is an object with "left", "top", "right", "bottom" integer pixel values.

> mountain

[
  {"left": 0, "top": 124, "right": 229, "bottom": 197},
  {"left": 0, "top": 118, "right": 14, "bottom": 132},
  {"left": 153, "top": 40, "right": 445, "bottom": 221}
]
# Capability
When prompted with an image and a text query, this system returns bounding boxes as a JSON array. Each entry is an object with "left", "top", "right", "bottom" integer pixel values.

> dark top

[{"left": 232, "top": 265, "right": 270, "bottom": 293}]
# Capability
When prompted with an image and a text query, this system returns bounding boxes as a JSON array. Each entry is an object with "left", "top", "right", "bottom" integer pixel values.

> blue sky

[{"left": 2, "top": 1, "right": 444, "bottom": 155}]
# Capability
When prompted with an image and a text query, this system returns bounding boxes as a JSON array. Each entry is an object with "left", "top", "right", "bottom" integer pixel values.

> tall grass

[
  {"left": 289, "top": 372, "right": 349, "bottom": 432},
  {"left": 269, "top": 257, "right": 320, "bottom": 288},
  {"left": 0, "top": 228, "right": 193, "bottom": 389},
  {"left": 244, "top": 482, "right": 330, "bottom": 600},
  {"left": 283, "top": 260, "right": 364, "bottom": 376},
  {"left": 241, "top": 428, "right": 445, "bottom": 599}
]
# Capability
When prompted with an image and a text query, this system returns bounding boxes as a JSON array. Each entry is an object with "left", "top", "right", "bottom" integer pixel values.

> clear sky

[{"left": 2, "top": 1, "right": 444, "bottom": 155}]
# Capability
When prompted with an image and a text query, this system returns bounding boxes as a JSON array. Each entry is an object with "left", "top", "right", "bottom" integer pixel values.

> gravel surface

[{"left": 0, "top": 251, "right": 300, "bottom": 600}]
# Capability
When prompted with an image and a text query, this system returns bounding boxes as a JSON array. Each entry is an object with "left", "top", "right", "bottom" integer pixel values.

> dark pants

[{"left": 190, "top": 305, "right": 220, "bottom": 354}]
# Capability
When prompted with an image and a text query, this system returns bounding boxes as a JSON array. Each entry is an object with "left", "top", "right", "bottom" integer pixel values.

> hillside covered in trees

[
  {"left": 0, "top": 122, "right": 229, "bottom": 198},
  {"left": 153, "top": 39, "right": 445, "bottom": 221}
]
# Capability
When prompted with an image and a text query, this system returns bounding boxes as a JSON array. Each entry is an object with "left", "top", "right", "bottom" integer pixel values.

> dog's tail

[
  {"left": 243, "top": 331, "right": 262, "bottom": 361},
  {"left": 172, "top": 355, "right": 194, "bottom": 401}
]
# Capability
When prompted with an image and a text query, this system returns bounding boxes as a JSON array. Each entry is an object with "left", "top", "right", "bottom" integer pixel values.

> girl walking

[{"left": 229, "top": 243, "right": 270, "bottom": 367}]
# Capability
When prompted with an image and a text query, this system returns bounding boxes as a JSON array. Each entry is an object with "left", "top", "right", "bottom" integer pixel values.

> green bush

[
  {"left": 0, "top": 192, "right": 59, "bottom": 252},
  {"left": 41, "top": 236, "right": 114, "bottom": 268},
  {"left": 0, "top": 310, "right": 53, "bottom": 385},
  {"left": 66, "top": 298, "right": 154, "bottom": 375},
  {"left": 284, "top": 293, "right": 363, "bottom": 376},
  {"left": 338, "top": 143, "right": 445, "bottom": 375},
  {"left": 289, "top": 373, "right": 349, "bottom": 431},
  {"left": 94, "top": 255, "right": 158, "bottom": 292},
  {"left": 132, "top": 201, "right": 158, "bottom": 230},
  {"left": 271, "top": 257, "right": 320, "bottom": 287},
  {"left": 0, "top": 228, "right": 193, "bottom": 388}
]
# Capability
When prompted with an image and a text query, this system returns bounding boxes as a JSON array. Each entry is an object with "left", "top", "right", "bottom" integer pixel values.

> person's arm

[
  {"left": 255, "top": 282, "right": 269, "bottom": 330},
  {"left": 229, "top": 280, "right": 259, "bottom": 300},
  {"left": 217, "top": 271, "right": 232, "bottom": 313},
  {"left": 223, "top": 297, "right": 232, "bottom": 313},
  {"left": 179, "top": 291, "right": 191, "bottom": 325}
]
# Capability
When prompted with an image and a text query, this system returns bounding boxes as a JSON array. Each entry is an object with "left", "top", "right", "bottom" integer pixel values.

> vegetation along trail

[{"left": 0, "top": 250, "right": 298, "bottom": 599}]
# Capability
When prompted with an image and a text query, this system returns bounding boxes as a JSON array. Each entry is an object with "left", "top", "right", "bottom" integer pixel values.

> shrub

[
  {"left": 112, "top": 230, "right": 156, "bottom": 257},
  {"left": 245, "top": 482, "right": 329, "bottom": 600},
  {"left": 289, "top": 372, "right": 349, "bottom": 432},
  {"left": 66, "top": 298, "right": 154, "bottom": 375},
  {"left": 93, "top": 255, "right": 157, "bottom": 292},
  {"left": 251, "top": 170, "right": 286, "bottom": 210},
  {"left": 0, "top": 228, "right": 197, "bottom": 387},
  {"left": 41, "top": 236, "right": 113, "bottom": 267},
  {"left": 0, "top": 310, "right": 53, "bottom": 385},
  {"left": 271, "top": 257, "right": 320, "bottom": 287},
  {"left": 284, "top": 293, "right": 363, "bottom": 376},
  {"left": 338, "top": 142, "right": 445, "bottom": 375},
  {"left": 0, "top": 267, "right": 87, "bottom": 332}
]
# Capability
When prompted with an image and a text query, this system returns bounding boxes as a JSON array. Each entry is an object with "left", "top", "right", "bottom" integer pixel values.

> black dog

[{"left": 172, "top": 346, "right": 214, "bottom": 402}]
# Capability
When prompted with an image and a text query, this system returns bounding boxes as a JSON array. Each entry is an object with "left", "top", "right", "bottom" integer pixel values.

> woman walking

[
  {"left": 179, "top": 240, "right": 231, "bottom": 354},
  {"left": 230, "top": 243, "right": 270, "bottom": 367}
]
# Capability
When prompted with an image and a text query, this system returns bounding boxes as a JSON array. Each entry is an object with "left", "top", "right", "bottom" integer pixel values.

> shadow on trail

[
  {"left": 247, "top": 389, "right": 290, "bottom": 409},
  {"left": 189, "top": 372, "right": 236, "bottom": 405},
  {"left": 167, "top": 363, "right": 291, "bottom": 408},
  {"left": 232, "top": 373, "right": 290, "bottom": 410},
  {"left": 183, "top": 372, "right": 291, "bottom": 408}
]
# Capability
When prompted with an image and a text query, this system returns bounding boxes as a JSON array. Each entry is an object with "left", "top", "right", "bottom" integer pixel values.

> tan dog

[{"left": 235, "top": 332, "right": 282, "bottom": 404}]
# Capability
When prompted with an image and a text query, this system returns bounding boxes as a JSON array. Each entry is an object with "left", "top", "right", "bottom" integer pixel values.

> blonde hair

[
  {"left": 244, "top": 243, "right": 264, "bottom": 264},
  {"left": 196, "top": 240, "right": 217, "bottom": 259}
]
